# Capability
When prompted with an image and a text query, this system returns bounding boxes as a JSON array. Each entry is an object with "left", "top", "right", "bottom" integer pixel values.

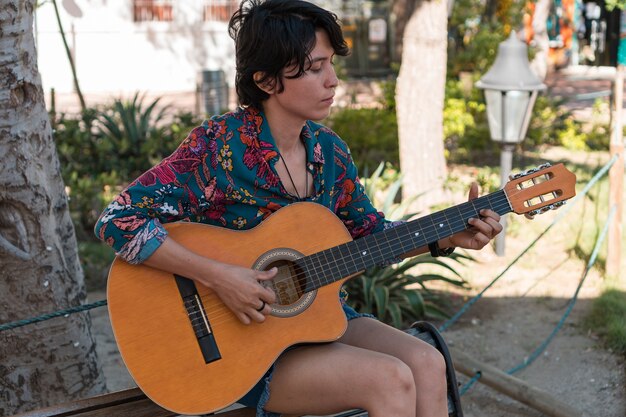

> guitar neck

[{"left": 300, "top": 189, "right": 511, "bottom": 291}]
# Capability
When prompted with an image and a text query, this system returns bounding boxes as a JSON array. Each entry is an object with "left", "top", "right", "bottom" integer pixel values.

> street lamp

[{"left": 476, "top": 31, "right": 546, "bottom": 256}]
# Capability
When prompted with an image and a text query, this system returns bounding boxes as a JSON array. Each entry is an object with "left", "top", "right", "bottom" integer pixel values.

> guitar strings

[
  {"left": 191, "top": 183, "right": 563, "bottom": 326},
  {"left": 202, "top": 194, "right": 511, "bottom": 294},
  {"left": 202, "top": 195, "right": 512, "bottom": 303},
  {"left": 199, "top": 177, "right": 549, "bottom": 302},
  {"left": 194, "top": 197, "right": 516, "bottom": 326}
]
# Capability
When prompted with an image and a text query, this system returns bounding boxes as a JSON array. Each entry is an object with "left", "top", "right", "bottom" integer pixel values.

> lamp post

[{"left": 476, "top": 31, "right": 546, "bottom": 256}]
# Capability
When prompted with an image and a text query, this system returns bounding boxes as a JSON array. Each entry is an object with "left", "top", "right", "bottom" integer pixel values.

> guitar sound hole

[{"left": 266, "top": 260, "right": 306, "bottom": 306}]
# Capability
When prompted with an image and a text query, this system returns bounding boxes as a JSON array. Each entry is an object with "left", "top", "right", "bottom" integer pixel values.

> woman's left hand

[{"left": 443, "top": 183, "right": 503, "bottom": 251}]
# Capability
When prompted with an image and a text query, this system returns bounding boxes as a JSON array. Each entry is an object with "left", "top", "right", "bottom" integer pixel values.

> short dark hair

[{"left": 228, "top": 0, "right": 349, "bottom": 109}]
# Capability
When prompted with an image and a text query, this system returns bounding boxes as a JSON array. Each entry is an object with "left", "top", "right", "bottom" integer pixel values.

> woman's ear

[{"left": 254, "top": 72, "right": 277, "bottom": 94}]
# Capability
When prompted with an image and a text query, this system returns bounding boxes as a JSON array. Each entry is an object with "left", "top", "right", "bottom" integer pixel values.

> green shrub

[
  {"left": 327, "top": 107, "right": 399, "bottom": 172},
  {"left": 346, "top": 253, "right": 470, "bottom": 327},
  {"left": 443, "top": 77, "right": 495, "bottom": 159},
  {"left": 525, "top": 95, "right": 571, "bottom": 147},
  {"left": 53, "top": 108, "right": 118, "bottom": 239},
  {"left": 584, "top": 288, "right": 626, "bottom": 355},
  {"left": 449, "top": 25, "right": 507, "bottom": 76},
  {"left": 448, "top": 0, "right": 527, "bottom": 78},
  {"left": 527, "top": 97, "right": 610, "bottom": 151},
  {"left": 97, "top": 92, "right": 173, "bottom": 178},
  {"left": 585, "top": 99, "right": 610, "bottom": 150},
  {"left": 442, "top": 78, "right": 608, "bottom": 156},
  {"left": 556, "top": 118, "right": 588, "bottom": 151}
]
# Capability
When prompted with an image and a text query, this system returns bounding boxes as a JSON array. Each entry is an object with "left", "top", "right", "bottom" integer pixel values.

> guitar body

[{"left": 107, "top": 203, "right": 354, "bottom": 415}]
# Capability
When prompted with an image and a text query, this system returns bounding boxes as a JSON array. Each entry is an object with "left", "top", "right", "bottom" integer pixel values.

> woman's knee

[
  {"left": 368, "top": 356, "right": 417, "bottom": 397},
  {"left": 406, "top": 343, "right": 447, "bottom": 383}
]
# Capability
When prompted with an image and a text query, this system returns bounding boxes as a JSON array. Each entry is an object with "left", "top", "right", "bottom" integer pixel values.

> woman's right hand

[
  {"left": 203, "top": 263, "right": 278, "bottom": 325},
  {"left": 144, "top": 237, "right": 277, "bottom": 325}
]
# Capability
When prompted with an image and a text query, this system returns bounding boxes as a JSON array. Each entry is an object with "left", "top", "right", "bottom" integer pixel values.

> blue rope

[
  {"left": 0, "top": 299, "right": 107, "bottom": 332},
  {"left": 458, "top": 371, "right": 482, "bottom": 396},
  {"left": 459, "top": 203, "right": 616, "bottom": 396},
  {"left": 446, "top": 156, "right": 617, "bottom": 395},
  {"left": 438, "top": 154, "right": 617, "bottom": 333},
  {"left": 506, "top": 204, "right": 616, "bottom": 375}
]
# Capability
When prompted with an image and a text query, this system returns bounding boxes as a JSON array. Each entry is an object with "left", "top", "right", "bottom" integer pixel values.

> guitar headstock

[{"left": 504, "top": 163, "right": 577, "bottom": 218}]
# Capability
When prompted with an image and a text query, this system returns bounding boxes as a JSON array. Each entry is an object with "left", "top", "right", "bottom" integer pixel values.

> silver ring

[{"left": 256, "top": 301, "right": 266, "bottom": 312}]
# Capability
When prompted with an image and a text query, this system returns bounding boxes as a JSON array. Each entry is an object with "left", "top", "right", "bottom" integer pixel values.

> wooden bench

[
  {"left": 12, "top": 387, "right": 203, "bottom": 417},
  {"left": 10, "top": 387, "right": 367, "bottom": 417}
]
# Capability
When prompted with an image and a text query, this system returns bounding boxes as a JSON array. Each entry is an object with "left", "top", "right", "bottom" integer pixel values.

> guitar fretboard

[{"left": 299, "top": 189, "right": 511, "bottom": 291}]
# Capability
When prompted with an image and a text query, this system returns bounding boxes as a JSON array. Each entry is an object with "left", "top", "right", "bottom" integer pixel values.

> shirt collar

[{"left": 250, "top": 106, "right": 325, "bottom": 167}]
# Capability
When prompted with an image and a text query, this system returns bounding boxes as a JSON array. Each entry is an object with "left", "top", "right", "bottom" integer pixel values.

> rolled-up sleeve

[{"left": 94, "top": 125, "right": 209, "bottom": 264}]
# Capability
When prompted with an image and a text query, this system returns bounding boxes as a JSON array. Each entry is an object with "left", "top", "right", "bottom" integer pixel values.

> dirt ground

[
  {"left": 87, "top": 146, "right": 626, "bottom": 417},
  {"left": 432, "top": 230, "right": 626, "bottom": 417}
]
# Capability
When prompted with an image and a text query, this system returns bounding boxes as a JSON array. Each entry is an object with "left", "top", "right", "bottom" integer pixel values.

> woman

[{"left": 95, "top": 1, "right": 502, "bottom": 416}]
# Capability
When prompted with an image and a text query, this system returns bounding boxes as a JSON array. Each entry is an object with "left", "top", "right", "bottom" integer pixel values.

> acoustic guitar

[{"left": 107, "top": 162, "right": 576, "bottom": 415}]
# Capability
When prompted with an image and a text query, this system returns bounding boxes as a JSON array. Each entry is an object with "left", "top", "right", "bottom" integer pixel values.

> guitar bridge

[{"left": 175, "top": 275, "right": 221, "bottom": 364}]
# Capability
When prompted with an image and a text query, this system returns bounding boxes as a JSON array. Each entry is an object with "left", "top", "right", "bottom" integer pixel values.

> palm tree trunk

[{"left": 0, "top": 0, "right": 105, "bottom": 413}]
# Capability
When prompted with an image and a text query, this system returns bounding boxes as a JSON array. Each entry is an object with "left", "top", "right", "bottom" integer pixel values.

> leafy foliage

[
  {"left": 53, "top": 108, "right": 121, "bottom": 239},
  {"left": 605, "top": 0, "right": 626, "bottom": 11},
  {"left": 447, "top": 0, "right": 527, "bottom": 77},
  {"left": 442, "top": 76, "right": 610, "bottom": 158},
  {"left": 584, "top": 288, "right": 626, "bottom": 355},
  {"left": 443, "top": 77, "right": 495, "bottom": 160},
  {"left": 96, "top": 92, "right": 174, "bottom": 178},
  {"left": 324, "top": 76, "right": 399, "bottom": 172},
  {"left": 326, "top": 105, "right": 399, "bottom": 172}
]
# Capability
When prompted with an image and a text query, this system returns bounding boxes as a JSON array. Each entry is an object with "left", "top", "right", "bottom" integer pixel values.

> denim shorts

[{"left": 237, "top": 303, "right": 375, "bottom": 417}]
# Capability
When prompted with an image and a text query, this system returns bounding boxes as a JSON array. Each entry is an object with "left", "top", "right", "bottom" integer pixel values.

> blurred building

[{"left": 34, "top": 0, "right": 393, "bottom": 104}]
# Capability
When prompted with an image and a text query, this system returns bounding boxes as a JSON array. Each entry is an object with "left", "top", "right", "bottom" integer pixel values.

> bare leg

[
  {"left": 265, "top": 342, "right": 417, "bottom": 417},
  {"left": 264, "top": 318, "right": 447, "bottom": 417},
  {"left": 339, "top": 318, "right": 448, "bottom": 417}
]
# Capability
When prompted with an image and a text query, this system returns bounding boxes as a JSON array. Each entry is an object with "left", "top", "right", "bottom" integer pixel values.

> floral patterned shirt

[{"left": 94, "top": 106, "right": 395, "bottom": 264}]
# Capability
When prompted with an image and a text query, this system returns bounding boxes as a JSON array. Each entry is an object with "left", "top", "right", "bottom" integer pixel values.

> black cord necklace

[{"left": 278, "top": 152, "right": 308, "bottom": 200}]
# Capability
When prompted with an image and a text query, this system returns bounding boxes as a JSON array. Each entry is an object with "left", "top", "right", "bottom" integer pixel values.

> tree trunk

[
  {"left": 396, "top": 0, "right": 448, "bottom": 211},
  {"left": 0, "top": 0, "right": 106, "bottom": 414}
]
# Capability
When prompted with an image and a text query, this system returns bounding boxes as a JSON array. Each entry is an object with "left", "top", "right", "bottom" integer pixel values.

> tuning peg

[
  {"left": 510, "top": 162, "right": 553, "bottom": 180},
  {"left": 526, "top": 201, "right": 566, "bottom": 218}
]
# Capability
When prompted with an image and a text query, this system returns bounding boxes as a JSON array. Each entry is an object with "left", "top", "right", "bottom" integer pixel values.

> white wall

[{"left": 34, "top": 0, "right": 236, "bottom": 96}]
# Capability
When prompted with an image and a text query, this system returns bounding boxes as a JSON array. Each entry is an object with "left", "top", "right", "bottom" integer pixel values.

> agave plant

[
  {"left": 96, "top": 92, "right": 171, "bottom": 177},
  {"left": 346, "top": 163, "right": 471, "bottom": 328}
]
